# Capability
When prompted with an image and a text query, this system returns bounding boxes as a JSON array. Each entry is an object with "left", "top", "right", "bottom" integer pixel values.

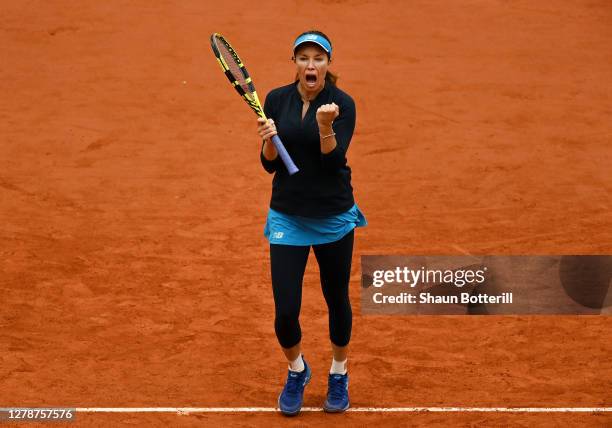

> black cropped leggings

[{"left": 270, "top": 230, "right": 354, "bottom": 349}]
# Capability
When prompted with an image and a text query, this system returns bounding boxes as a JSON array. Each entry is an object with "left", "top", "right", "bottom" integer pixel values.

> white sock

[
  {"left": 288, "top": 353, "right": 305, "bottom": 372},
  {"left": 330, "top": 358, "right": 347, "bottom": 375}
]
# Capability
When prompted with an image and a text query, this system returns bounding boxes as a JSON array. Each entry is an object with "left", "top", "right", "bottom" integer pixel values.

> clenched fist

[{"left": 316, "top": 103, "right": 339, "bottom": 127}]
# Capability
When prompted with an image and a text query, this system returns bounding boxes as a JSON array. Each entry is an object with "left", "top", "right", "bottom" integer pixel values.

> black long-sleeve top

[{"left": 260, "top": 81, "right": 356, "bottom": 218}]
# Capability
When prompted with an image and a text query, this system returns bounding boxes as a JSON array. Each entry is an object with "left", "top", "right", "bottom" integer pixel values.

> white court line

[{"left": 75, "top": 407, "right": 612, "bottom": 413}]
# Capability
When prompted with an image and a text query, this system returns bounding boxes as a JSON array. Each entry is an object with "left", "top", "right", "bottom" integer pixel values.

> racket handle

[{"left": 271, "top": 135, "right": 299, "bottom": 175}]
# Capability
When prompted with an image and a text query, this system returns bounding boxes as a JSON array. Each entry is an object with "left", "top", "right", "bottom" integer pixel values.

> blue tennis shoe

[
  {"left": 323, "top": 372, "right": 349, "bottom": 412},
  {"left": 278, "top": 357, "right": 311, "bottom": 416}
]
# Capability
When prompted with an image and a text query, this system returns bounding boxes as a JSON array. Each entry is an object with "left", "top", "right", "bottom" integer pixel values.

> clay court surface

[{"left": 1, "top": 0, "right": 611, "bottom": 426}]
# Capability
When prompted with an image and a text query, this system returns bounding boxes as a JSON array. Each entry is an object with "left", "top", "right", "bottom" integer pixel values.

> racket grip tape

[{"left": 271, "top": 135, "right": 299, "bottom": 175}]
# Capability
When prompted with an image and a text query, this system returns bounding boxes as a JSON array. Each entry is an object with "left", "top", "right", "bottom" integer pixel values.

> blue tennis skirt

[{"left": 264, "top": 203, "right": 367, "bottom": 246}]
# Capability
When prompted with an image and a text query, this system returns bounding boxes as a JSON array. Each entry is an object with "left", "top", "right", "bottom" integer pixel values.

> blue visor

[{"left": 293, "top": 33, "right": 332, "bottom": 58}]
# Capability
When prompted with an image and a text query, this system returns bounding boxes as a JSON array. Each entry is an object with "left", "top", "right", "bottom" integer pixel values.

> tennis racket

[{"left": 210, "top": 33, "right": 299, "bottom": 175}]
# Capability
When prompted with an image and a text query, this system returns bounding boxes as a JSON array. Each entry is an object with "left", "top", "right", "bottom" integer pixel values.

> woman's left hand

[{"left": 316, "top": 103, "right": 339, "bottom": 127}]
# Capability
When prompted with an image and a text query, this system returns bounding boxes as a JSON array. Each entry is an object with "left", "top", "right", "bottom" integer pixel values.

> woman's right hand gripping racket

[{"left": 210, "top": 33, "right": 299, "bottom": 175}]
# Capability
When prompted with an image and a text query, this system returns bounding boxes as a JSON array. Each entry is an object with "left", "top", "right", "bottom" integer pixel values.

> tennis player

[{"left": 256, "top": 30, "right": 367, "bottom": 416}]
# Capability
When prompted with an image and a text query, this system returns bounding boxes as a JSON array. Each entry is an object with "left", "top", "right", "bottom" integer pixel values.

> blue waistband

[{"left": 264, "top": 203, "right": 367, "bottom": 246}]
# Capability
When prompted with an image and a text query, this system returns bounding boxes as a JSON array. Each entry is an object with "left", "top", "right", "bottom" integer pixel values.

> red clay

[{"left": 1, "top": 1, "right": 610, "bottom": 426}]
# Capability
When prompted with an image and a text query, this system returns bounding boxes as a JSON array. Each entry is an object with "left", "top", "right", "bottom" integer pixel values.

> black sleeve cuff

[
  {"left": 320, "top": 145, "right": 347, "bottom": 171},
  {"left": 260, "top": 149, "right": 280, "bottom": 174}
]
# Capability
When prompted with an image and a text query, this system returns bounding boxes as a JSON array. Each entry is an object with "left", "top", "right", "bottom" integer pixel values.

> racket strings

[{"left": 215, "top": 39, "right": 251, "bottom": 95}]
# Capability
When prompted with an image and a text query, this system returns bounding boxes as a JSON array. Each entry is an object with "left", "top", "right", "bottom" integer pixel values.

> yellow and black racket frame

[{"left": 210, "top": 33, "right": 299, "bottom": 175}]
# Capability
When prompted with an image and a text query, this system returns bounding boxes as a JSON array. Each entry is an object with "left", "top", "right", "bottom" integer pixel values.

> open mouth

[{"left": 305, "top": 74, "right": 317, "bottom": 86}]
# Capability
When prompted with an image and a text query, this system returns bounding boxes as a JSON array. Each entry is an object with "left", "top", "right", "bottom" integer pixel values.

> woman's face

[{"left": 294, "top": 44, "right": 329, "bottom": 95}]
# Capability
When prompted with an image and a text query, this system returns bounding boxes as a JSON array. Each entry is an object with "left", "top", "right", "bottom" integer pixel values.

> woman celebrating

[{"left": 256, "top": 30, "right": 366, "bottom": 416}]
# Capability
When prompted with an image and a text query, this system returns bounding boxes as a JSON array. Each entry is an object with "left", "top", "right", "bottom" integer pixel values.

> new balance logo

[{"left": 272, "top": 232, "right": 284, "bottom": 239}]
